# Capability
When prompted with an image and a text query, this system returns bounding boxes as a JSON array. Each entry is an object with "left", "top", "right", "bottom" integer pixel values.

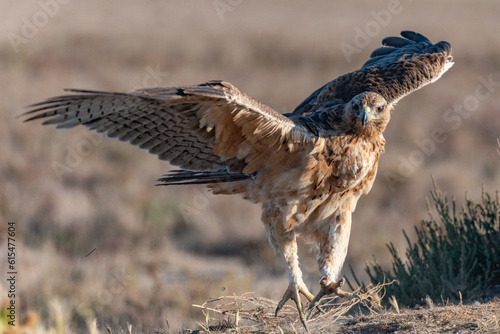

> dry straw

[{"left": 193, "top": 282, "right": 391, "bottom": 333}]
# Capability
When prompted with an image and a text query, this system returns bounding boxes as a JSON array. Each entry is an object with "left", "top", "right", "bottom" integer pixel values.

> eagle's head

[{"left": 348, "top": 92, "right": 391, "bottom": 135}]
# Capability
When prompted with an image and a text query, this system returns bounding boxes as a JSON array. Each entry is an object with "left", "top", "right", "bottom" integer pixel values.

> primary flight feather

[{"left": 21, "top": 30, "right": 453, "bottom": 328}]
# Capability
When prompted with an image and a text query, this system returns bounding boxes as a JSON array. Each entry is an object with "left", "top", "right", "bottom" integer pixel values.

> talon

[
  {"left": 338, "top": 291, "right": 362, "bottom": 301},
  {"left": 305, "top": 290, "right": 324, "bottom": 319},
  {"left": 305, "top": 277, "right": 359, "bottom": 318},
  {"left": 275, "top": 281, "right": 314, "bottom": 331},
  {"left": 316, "top": 304, "right": 327, "bottom": 314}
]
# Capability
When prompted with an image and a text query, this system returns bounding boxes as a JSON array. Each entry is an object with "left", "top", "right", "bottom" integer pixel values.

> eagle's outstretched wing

[
  {"left": 21, "top": 31, "right": 452, "bottom": 185},
  {"left": 21, "top": 81, "right": 313, "bottom": 178},
  {"left": 292, "top": 31, "right": 453, "bottom": 116}
]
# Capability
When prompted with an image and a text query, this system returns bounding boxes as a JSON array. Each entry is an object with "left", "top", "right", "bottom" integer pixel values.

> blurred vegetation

[
  {"left": 361, "top": 184, "right": 500, "bottom": 306},
  {"left": 3, "top": 0, "right": 500, "bottom": 331}
]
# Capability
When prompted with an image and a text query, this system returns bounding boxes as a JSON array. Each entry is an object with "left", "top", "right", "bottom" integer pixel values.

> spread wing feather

[
  {"left": 292, "top": 30, "right": 453, "bottom": 115},
  {"left": 21, "top": 31, "right": 452, "bottom": 185},
  {"left": 21, "top": 81, "right": 312, "bottom": 174}
]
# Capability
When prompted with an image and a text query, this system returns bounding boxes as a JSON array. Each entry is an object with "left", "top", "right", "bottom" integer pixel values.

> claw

[
  {"left": 275, "top": 281, "right": 314, "bottom": 331},
  {"left": 305, "top": 277, "right": 360, "bottom": 319}
]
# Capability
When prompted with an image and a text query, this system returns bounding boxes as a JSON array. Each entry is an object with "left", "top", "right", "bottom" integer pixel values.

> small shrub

[{"left": 365, "top": 185, "right": 500, "bottom": 306}]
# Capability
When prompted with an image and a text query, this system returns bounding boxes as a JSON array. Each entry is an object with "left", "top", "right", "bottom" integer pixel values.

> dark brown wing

[
  {"left": 21, "top": 81, "right": 313, "bottom": 176},
  {"left": 292, "top": 31, "right": 453, "bottom": 115}
]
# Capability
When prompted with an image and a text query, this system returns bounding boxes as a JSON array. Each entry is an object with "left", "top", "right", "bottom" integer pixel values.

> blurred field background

[{"left": 1, "top": 0, "right": 499, "bottom": 332}]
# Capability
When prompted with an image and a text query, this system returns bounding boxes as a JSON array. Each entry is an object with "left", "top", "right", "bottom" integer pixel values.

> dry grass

[
  {"left": 190, "top": 282, "right": 388, "bottom": 333},
  {"left": 2, "top": 282, "right": 499, "bottom": 333},
  {"left": 340, "top": 299, "right": 500, "bottom": 334},
  {"left": 185, "top": 296, "right": 500, "bottom": 334},
  {"left": 1, "top": 0, "right": 500, "bottom": 332},
  {"left": 187, "top": 288, "right": 500, "bottom": 334}
]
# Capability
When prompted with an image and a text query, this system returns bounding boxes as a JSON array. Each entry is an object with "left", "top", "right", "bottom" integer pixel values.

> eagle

[{"left": 21, "top": 31, "right": 453, "bottom": 328}]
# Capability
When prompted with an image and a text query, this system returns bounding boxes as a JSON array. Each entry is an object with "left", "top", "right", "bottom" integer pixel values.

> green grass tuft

[{"left": 364, "top": 184, "right": 500, "bottom": 306}]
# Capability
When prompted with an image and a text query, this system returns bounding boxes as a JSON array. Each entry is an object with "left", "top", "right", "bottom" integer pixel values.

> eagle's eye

[
  {"left": 376, "top": 105, "right": 385, "bottom": 113},
  {"left": 353, "top": 103, "right": 360, "bottom": 111}
]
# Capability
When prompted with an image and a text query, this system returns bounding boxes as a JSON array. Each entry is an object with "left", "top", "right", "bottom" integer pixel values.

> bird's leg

[
  {"left": 262, "top": 204, "right": 313, "bottom": 329},
  {"left": 305, "top": 210, "right": 360, "bottom": 318},
  {"left": 273, "top": 232, "right": 314, "bottom": 330},
  {"left": 305, "top": 277, "right": 361, "bottom": 318}
]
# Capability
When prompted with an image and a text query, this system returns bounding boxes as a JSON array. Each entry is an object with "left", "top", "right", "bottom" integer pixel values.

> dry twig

[{"left": 192, "top": 282, "right": 391, "bottom": 333}]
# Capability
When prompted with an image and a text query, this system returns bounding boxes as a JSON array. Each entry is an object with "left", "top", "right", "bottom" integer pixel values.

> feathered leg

[
  {"left": 262, "top": 202, "right": 314, "bottom": 329},
  {"left": 306, "top": 208, "right": 360, "bottom": 318}
]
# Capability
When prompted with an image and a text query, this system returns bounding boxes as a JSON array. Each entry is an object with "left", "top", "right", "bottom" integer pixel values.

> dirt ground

[
  {"left": 179, "top": 293, "right": 500, "bottom": 334},
  {"left": 338, "top": 301, "right": 500, "bottom": 334},
  {"left": 1, "top": 0, "right": 499, "bottom": 332}
]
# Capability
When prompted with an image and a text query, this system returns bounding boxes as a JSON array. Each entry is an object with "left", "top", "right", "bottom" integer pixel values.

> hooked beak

[{"left": 361, "top": 106, "right": 370, "bottom": 128}]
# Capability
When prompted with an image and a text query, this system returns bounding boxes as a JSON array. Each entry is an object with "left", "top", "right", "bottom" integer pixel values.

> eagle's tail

[{"left": 156, "top": 169, "right": 251, "bottom": 186}]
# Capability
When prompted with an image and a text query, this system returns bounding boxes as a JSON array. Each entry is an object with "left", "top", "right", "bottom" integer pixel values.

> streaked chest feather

[
  {"left": 282, "top": 135, "right": 384, "bottom": 231},
  {"left": 213, "top": 134, "right": 384, "bottom": 232}
]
